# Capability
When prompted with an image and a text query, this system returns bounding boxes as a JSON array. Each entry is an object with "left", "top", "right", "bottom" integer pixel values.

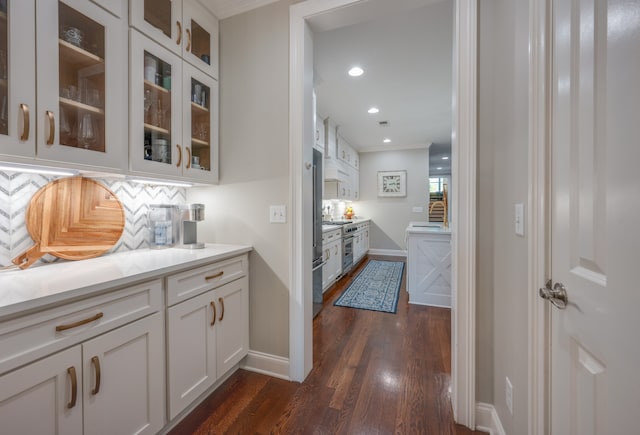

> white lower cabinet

[
  {"left": 167, "top": 276, "right": 248, "bottom": 420},
  {"left": 322, "top": 234, "right": 342, "bottom": 291},
  {"left": 0, "top": 346, "right": 83, "bottom": 435},
  {"left": 0, "top": 313, "right": 164, "bottom": 435}
]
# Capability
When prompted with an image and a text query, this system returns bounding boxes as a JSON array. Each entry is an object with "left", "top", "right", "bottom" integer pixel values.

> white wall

[
  {"left": 187, "top": 0, "right": 295, "bottom": 358},
  {"left": 478, "top": 0, "right": 530, "bottom": 432},
  {"left": 355, "top": 149, "right": 429, "bottom": 252}
]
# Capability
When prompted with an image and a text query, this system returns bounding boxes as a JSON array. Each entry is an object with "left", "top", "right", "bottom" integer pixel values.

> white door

[{"left": 547, "top": 0, "right": 640, "bottom": 433}]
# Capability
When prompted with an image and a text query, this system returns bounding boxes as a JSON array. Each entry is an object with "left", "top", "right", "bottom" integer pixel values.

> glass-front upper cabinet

[
  {"left": 183, "top": 62, "right": 218, "bottom": 182},
  {"left": 0, "top": 1, "right": 36, "bottom": 158},
  {"left": 36, "top": 0, "right": 127, "bottom": 171},
  {"left": 131, "top": 0, "right": 218, "bottom": 79},
  {"left": 130, "top": 30, "right": 183, "bottom": 178}
]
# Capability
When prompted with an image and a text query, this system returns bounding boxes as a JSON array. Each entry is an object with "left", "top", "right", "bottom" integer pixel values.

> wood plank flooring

[{"left": 169, "top": 255, "right": 486, "bottom": 435}]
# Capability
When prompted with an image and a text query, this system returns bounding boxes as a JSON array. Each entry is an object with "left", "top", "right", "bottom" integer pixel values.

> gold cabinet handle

[
  {"left": 205, "top": 271, "right": 224, "bottom": 281},
  {"left": 210, "top": 301, "right": 216, "bottom": 326},
  {"left": 20, "top": 104, "right": 29, "bottom": 141},
  {"left": 176, "top": 21, "right": 182, "bottom": 45},
  {"left": 91, "top": 356, "right": 101, "bottom": 395},
  {"left": 186, "top": 147, "right": 191, "bottom": 169},
  {"left": 46, "top": 110, "right": 55, "bottom": 145},
  {"left": 186, "top": 28, "right": 191, "bottom": 52},
  {"left": 218, "top": 297, "right": 224, "bottom": 321},
  {"left": 176, "top": 144, "right": 182, "bottom": 167},
  {"left": 67, "top": 366, "right": 78, "bottom": 409},
  {"left": 56, "top": 312, "right": 103, "bottom": 332}
]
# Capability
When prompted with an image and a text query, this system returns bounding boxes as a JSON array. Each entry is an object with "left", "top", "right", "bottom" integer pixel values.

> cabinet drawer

[
  {"left": 166, "top": 254, "right": 248, "bottom": 306},
  {"left": 0, "top": 280, "right": 163, "bottom": 376},
  {"left": 322, "top": 229, "right": 342, "bottom": 243}
]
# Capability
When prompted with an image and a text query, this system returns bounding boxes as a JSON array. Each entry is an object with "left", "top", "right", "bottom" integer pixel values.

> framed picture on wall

[{"left": 377, "top": 170, "right": 407, "bottom": 197}]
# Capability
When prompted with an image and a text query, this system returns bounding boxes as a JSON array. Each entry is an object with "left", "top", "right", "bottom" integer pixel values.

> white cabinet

[
  {"left": 82, "top": 313, "right": 164, "bottom": 435},
  {"left": 0, "top": 313, "right": 164, "bottom": 435},
  {"left": 129, "top": 30, "right": 218, "bottom": 182},
  {"left": 36, "top": 0, "right": 127, "bottom": 171},
  {"left": 337, "top": 134, "right": 359, "bottom": 170},
  {"left": 0, "top": 1, "right": 36, "bottom": 159},
  {"left": 406, "top": 227, "right": 452, "bottom": 307},
  {"left": 0, "top": 0, "right": 127, "bottom": 171},
  {"left": 166, "top": 255, "right": 249, "bottom": 419},
  {"left": 353, "top": 222, "right": 370, "bottom": 265},
  {"left": 130, "top": 0, "right": 218, "bottom": 79},
  {"left": 322, "top": 229, "right": 342, "bottom": 291},
  {"left": 0, "top": 346, "right": 83, "bottom": 435}
]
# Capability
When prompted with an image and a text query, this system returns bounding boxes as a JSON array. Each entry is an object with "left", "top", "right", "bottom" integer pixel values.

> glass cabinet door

[
  {"left": 182, "top": 1, "right": 218, "bottom": 79},
  {"left": 0, "top": 0, "right": 36, "bottom": 158},
  {"left": 36, "top": 0, "right": 126, "bottom": 171},
  {"left": 130, "top": 0, "right": 182, "bottom": 57},
  {"left": 183, "top": 62, "right": 217, "bottom": 182},
  {"left": 130, "top": 30, "right": 183, "bottom": 178}
]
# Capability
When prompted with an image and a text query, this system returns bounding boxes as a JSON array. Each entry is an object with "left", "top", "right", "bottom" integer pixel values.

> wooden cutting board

[{"left": 12, "top": 177, "right": 125, "bottom": 269}]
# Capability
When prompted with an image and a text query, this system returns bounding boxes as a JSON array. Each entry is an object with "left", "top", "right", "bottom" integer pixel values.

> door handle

[{"left": 539, "top": 279, "right": 568, "bottom": 309}]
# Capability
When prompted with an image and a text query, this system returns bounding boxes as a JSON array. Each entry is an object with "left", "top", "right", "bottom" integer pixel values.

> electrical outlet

[
  {"left": 412, "top": 206, "right": 424, "bottom": 213},
  {"left": 269, "top": 205, "right": 286, "bottom": 223},
  {"left": 506, "top": 377, "right": 513, "bottom": 415}
]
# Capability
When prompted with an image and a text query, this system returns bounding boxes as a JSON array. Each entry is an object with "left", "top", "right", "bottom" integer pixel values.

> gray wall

[
  {"left": 355, "top": 149, "right": 429, "bottom": 251},
  {"left": 478, "top": 0, "right": 530, "bottom": 432},
  {"left": 187, "top": 0, "right": 295, "bottom": 359}
]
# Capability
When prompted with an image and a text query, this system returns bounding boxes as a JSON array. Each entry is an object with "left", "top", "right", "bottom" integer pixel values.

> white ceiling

[
  {"left": 201, "top": 0, "right": 453, "bottom": 172},
  {"left": 311, "top": 0, "right": 453, "bottom": 157}
]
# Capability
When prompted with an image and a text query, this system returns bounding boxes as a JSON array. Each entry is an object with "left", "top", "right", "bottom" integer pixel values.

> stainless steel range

[{"left": 323, "top": 220, "right": 357, "bottom": 275}]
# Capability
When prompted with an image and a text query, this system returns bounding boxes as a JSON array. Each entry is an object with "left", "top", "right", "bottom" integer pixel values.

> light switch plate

[
  {"left": 412, "top": 206, "right": 424, "bottom": 213},
  {"left": 270, "top": 205, "right": 286, "bottom": 223},
  {"left": 515, "top": 203, "right": 524, "bottom": 236}
]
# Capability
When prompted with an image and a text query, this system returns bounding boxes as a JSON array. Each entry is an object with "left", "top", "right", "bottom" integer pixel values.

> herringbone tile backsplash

[{"left": 0, "top": 171, "right": 186, "bottom": 267}]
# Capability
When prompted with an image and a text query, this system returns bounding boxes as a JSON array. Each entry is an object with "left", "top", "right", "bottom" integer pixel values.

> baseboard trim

[
  {"left": 367, "top": 249, "right": 407, "bottom": 257},
  {"left": 241, "top": 350, "right": 290, "bottom": 380},
  {"left": 475, "top": 402, "right": 506, "bottom": 435}
]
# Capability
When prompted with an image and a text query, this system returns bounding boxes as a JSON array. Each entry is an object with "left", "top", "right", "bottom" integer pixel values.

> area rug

[{"left": 334, "top": 260, "right": 404, "bottom": 313}]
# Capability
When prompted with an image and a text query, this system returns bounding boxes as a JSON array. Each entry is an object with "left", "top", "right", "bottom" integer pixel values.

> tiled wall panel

[{"left": 0, "top": 172, "right": 186, "bottom": 267}]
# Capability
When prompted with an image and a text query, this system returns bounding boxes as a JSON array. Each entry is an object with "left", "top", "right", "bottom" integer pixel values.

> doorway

[{"left": 289, "top": 0, "right": 478, "bottom": 428}]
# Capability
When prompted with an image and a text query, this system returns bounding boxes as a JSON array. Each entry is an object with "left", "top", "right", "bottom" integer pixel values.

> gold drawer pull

[
  {"left": 20, "top": 104, "right": 29, "bottom": 141},
  {"left": 176, "top": 21, "right": 182, "bottom": 45},
  {"left": 46, "top": 110, "right": 55, "bottom": 145},
  {"left": 186, "top": 28, "right": 191, "bottom": 52},
  {"left": 218, "top": 297, "right": 224, "bottom": 321},
  {"left": 205, "top": 271, "right": 224, "bottom": 281},
  {"left": 91, "top": 356, "right": 101, "bottom": 395},
  {"left": 67, "top": 366, "right": 78, "bottom": 409},
  {"left": 176, "top": 144, "right": 182, "bottom": 167},
  {"left": 210, "top": 301, "right": 217, "bottom": 326},
  {"left": 56, "top": 312, "right": 103, "bottom": 332}
]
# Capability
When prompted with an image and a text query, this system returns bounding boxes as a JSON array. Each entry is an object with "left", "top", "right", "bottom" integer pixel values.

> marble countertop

[
  {"left": 0, "top": 244, "right": 252, "bottom": 320},
  {"left": 322, "top": 218, "right": 370, "bottom": 233},
  {"left": 405, "top": 222, "right": 451, "bottom": 234}
]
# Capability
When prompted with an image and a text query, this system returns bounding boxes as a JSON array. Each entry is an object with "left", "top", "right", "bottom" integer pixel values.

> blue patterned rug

[{"left": 334, "top": 260, "right": 404, "bottom": 313}]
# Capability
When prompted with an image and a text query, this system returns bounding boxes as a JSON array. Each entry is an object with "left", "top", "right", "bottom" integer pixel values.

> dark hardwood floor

[{"left": 170, "top": 255, "right": 486, "bottom": 435}]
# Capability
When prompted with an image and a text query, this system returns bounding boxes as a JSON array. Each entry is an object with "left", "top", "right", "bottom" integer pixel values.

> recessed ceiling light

[
  {"left": 437, "top": 167, "right": 443, "bottom": 170},
  {"left": 348, "top": 66, "right": 364, "bottom": 77},
  {"left": 442, "top": 156, "right": 449, "bottom": 160},
  {"left": 367, "top": 107, "right": 379, "bottom": 114},
  {"left": 383, "top": 138, "right": 391, "bottom": 143}
]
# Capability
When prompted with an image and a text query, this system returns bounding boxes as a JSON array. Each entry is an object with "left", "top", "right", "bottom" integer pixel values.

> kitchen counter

[
  {"left": 0, "top": 244, "right": 252, "bottom": 320},
  {"left": 322, "top": 218, "right": 370, "bottom": 232},
  {"left": 406, "top": 222, "right": 450, "bottom": 234}
]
